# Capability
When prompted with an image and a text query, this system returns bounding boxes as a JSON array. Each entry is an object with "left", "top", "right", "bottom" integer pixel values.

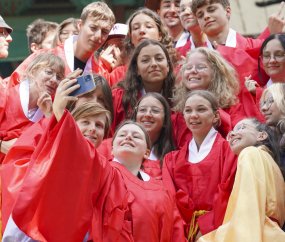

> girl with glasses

[
  {"left": 200, "top": 118, "right": 285, "bottom": 241},
  {"left": 163, "top": 90, "right": 238, "bottom": 241}
]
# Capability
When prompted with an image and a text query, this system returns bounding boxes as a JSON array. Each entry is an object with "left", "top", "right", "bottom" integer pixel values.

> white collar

[
  {"left": 64, "top": 35, "right": 93, "bottom": 74},
  {"left": 148, "top": 148, "right": 158, "bottom": 161},
  {"left": 188, "top": 127, "right": 218, "bottom": 163},
  {"left": 140, "top": 87, "right": 146, "bottom": 97},
  {"left": 207, "top": 28, "right": 237, "bottom": 49},
  {"left": 113, "top": 158, "right": 150, "bottom": 181},
  {"left": 190, "top": 36, "right": 213, "bottom": 50},
  {"left": 266, "top": 78, "right": 273, "bottom": 87},
  {"left": 176, "top": 31, "right": 190, "bottom": 48},
  {"left": 20, "top": 79, "right": 44, "bottom": 122}
]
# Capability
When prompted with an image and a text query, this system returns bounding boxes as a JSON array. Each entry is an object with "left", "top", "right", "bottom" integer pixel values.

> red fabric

[
  {"left": 2, "top": 43, "right": 110, "bottom": 89},
  {"left": 110, "top": 65, "right": 128, "bottom": 87},
  {"left": 0, "top": 86, "right": 35, "bottom": 163},
  {"left": 12, "top": 111, "right": 186, "bottom": 242},
  {"left": 171, "top": 109, "right": 232, "bottom": 150},
  {"left": 97, "top": 137, "right": 113, "bottom": 160},
  {"left": 176, "top": 40, "right": 208, "bottom": 57},
  {"left": 1, "top": 118, "right": 49, "bottom": 230},
  {"left": 162, "top": 133, "right": 238, "bottom": 235}
]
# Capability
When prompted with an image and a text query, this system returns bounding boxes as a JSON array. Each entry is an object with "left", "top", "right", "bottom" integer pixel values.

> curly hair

[
  {"left": 172, "top": 47, "right": 239, "bottom": 113},
  {"left": 121, "top": 7, "right": 179, "bottom": 67},
  {"left": 114, "top": 39, "right": 175, "bottom": 119}
]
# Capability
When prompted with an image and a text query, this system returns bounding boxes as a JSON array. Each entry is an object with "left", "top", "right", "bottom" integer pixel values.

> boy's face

[
  {"left": 41, "top": 31, "right": 56, "bottom": 50},
  {"left": 195, "top": 2, "right": 231, "bottom": 37},
  {"left": 78, "top": 15, "right": 112, "bottom": 53},
  {"left": 158, "top": 0, "right": 182, "bottom": 29}
]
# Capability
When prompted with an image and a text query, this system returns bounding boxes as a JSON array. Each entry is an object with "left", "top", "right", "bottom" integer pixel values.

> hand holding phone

[{"left": 68, "top": 73, "right": 96, "bottom": 97}]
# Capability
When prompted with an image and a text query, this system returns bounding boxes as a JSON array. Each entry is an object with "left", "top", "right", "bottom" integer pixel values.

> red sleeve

[
  {"left": 217, "top": 108, "right": 232, "bottom": 138},
  {"left": 12, "top": 111, "right": 112, "bottom": 242},
  {"left": 111, "top": 88, "right": 126, "bottom": 133},
  {"left": 197, "top": 142, "right": 238, "bottom": 235},
  {"left": 91, "top": 58, "right": 111, "bottom": 86},
  {"left": 257, "top": 27, "right": 270, "bottom": 41},
  {"left": 1, "top": 118, "right": 49, "bottom": 231},
  {"left": 142, "top": 159, "right": 162, "bottom": 180},
  {"left": 176, "top": 41, "right": 191, "bottom": 57},
  {"left": 110, "top": 65, "right": 127, "bottom": 87},
  {"left": 256, "top": 86, "right": 265, "bottom": 107},
  {"left": 97, "top": 137, "right": 113, "bottom": 160}
]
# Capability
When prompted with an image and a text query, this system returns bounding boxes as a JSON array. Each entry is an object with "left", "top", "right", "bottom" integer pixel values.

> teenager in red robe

[
  {"left": 163, "top": 90, "right": 238, "bottom": 241},
  {"left": 6, "top": 81, "right": 186, "bottom": 241},
  {"left": 112, "top": 39, "right": 175, "bottom": 132},
  {"left": 1, "top": 2, "right": 115, "bottom": 89},
  {"left": 99, "top": 8, "right": 179, "bottom": 87}
]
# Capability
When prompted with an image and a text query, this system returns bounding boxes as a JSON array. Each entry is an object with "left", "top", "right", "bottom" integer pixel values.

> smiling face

[
  {"left": 179, "top": 0, "right": 199, "bottom": 31},
  {"left": 136, "top": 96, "right": 165, "bottom": 143},
  {"left": 195, "top": 3, "right": 231, "bottom": 37},
  {"left": 183, "top": 52, "right": 213, "bottom": 91},
  {"left": 77, "top": 16, "right": 112, "bottom": 54},
  {"left": 184, "top": 95, "right": 219, "bottom": 136},
  {"left": 260, "top": 91, "right": 283, "bottom": 127},
  {"left": 228, "top": 119, "right": 266, "bottom": 155},
  {"left": 76, "top": 113, "right": 106, "bottom": 147},
  {"left": 137, "top": 44, "right": 169, "bottom": 85},
  {"left": 75, "top": 85, "right": 106, "bottom": 109},
  {"left": 262, "top": 39, "right": 285, "bottom": 81},
  {"left": 0, "top": 28, "right": 12, "bottom": 58},
  {"left": 158, "top": 0, "right": 181, "bottom": 29},
  {"left": 112, "top": 124, "right": 150, "bottom": 165}
]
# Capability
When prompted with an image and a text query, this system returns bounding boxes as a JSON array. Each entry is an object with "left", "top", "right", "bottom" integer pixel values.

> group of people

[{"left": 0, "top": 0, "right": 285, "bottom": 241}]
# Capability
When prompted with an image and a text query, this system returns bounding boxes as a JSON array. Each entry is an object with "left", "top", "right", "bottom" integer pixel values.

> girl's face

[
  {"left": 183, "top": 95, "right": 219, "bottom": 136},
  {"left": 59, "top": 23, "right": 79, "bottom": 43},
  {"left": 32, "top": 65, "right": 64, "bottom": 96},
  {"left": 137, "top": 44, "right": 169, "bottom": 85},
  {"left": 112, "top": 124, "right": 150, "bottom": 164},
  {"left": 183, "top": 52, "right": 213, "bottom": 91},
  {"left": 228, "top": 119, "right": 266, "bottom": 155},
  {"left": 260, "top": 91, "right": 283, "bottom": 127},
  {"left": 76, "top": 113, "right": 106, "bottom": 148},
  {"left": 131, "top": 14, "right": 162, "bottom": 47},
  {"left": 179, "top": 0, "right": 199, "bottom": 31},
  {"left": 75, "top": 85, "right": 106, "bottom": 109},
  {"left": 262, "top": 38, "right": 285, "bottom": 80},
  {"left": 136, "top": 96, "right": 165, "bottom": 142}
]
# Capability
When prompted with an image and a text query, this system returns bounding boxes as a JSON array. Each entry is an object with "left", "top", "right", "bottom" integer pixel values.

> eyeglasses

[
  {"left": 259, "top": 96, "right": 274, "bottom": 110},
  {"left": 260, "top": 53, "right": 285, "bottom": 63},
  {"left": 60, "top": 31, "right": 79, "bottom": 38},
  {"left": 43, "top": 68, "right": 64, "bottom": 83},
  {"left": 184, "top": 64, "right": 207, "bottom": 73},
  {"left": 136, "top": 105, "right": 164, "bottom": 115},
  {"left": 0, "top": 29, "right": 9, "bottom": 38},
  {"left": 226, "top": 123, "right": 261, "bottom": 141}
]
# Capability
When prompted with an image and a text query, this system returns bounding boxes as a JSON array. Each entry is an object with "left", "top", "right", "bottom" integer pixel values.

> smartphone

[{"left": 68, "top": 73, "right": 96, "bottom": 97}]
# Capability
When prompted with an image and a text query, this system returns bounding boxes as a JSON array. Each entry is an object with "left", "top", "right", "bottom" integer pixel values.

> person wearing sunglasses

[{"left": 200, "top": 118, "right": 285, "bottom": 241}]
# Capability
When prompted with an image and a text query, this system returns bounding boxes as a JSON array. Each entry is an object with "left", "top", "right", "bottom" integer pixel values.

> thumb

[{"left": 213, "top": 41, "right": 219, "bottom": 49}]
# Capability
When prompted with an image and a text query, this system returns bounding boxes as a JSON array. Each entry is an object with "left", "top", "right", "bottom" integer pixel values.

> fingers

[
  {"left": 59, "top": 78, "right": 78, "bottom": 91},
  {"left": 65, "top": 68, "right": 83, "bottom": 80},
  {"left": 213, "top": 41, "right": 219, "bottom": 49},
  {"left": 245, "top": 75, "right": 252, "bottom": 82},
  {"left": 277, "top": 1, "right": 285, "bottom": 16},
  {"left": 103, "top": 45, "right": 115, "bottom": 55}
]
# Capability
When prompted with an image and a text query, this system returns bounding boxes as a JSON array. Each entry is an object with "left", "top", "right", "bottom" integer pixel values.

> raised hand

[
  {"left": 268, "top": 1, "right": 285, "bottom": 34},
  {"left": 37, "top": 92, "right": 53, "bottom": 118},
  {"left": 244, "top": 75, "right": 260, "bottom": 96},
  {"left": 100, "top": 45, "right": 116, "bottom": 72}
]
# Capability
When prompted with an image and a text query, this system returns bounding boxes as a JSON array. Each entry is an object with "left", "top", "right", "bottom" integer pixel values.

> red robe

[
  {"left": 171, "top": 109, "right": 232, "bottom": 150},
  {"left": 0, "top": 85, "right": 35, "bottom": 163},
  {"left": 12, "top": 111, "right": 186, "bottom": 242},
  {"left": 1, "top": 43, "right": 110, "bottom": 89},
  {"left": 162, "top": 133, "right": 238, "bottom": 236}
]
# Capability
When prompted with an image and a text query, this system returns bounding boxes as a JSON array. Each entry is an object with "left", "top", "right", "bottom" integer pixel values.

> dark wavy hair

[
  {"left": 121, "top": 7, "right": 178, "bottom": 67},
  {"left": 258, "top": 34, "right": 285, "bottom": 84},
  {"left": 114, "top": 39, "right": 175, "bottom": 119},
  {"left": 131, "top": 92, "right": 176, "bottom": 168},
  {"left": 248, "top": 118, "right": 285, "bottom": 180}
]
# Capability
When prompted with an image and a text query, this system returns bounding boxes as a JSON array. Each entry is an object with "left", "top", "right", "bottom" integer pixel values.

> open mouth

[
  {"left": 121, "top": 142, "right": 135, "bottom": 148},
  {"left": 188, "top": 78, "right": 201, "bottom": 82},
  {"left": 84, "top": 135, "right": 97, "bottom": 142}
]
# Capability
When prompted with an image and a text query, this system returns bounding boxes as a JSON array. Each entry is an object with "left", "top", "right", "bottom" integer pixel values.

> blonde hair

[
  {"left": 173, "top": 47, "right": 239, "bottom": 112},
  {"left": 24, "top": 53, "right": 65, "bottom": 83},
  {"left": 80, "top": 2, "right": 115, "bottom": 26},
  {"left": 71, "top": 102, "right": 111, "bottom": 139}
]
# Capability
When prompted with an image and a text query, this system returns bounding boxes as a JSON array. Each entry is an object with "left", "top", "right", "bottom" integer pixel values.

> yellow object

[
  {"left": 188, "top": 210, "right": 209, "bottom": 242},
  {"left": 199, "top": 146, "right": 285, "bottom": 242}
]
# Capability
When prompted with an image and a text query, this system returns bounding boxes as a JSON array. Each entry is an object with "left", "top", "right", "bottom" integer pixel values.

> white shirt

[
  {"left": 175, "top": 30, "right": 190, "bottom": 48},
  {"left": 208, "top": 28, "right": 237, "bottom": 50},
  {"left": 148, "top": 148, "right": 158, "bottom": 161},
  {"left": 64, "top": 35, "right": 93, "bottom": 74},
  {"left": 266, "top": 78, "right": 273, "bottom": 87},
  {"left": 190, "top": 35, "right": 213, "bottom": 50},
  {"left": 20, "top": 79, "right": 44, "bottom": 122},
  {"left": 113, "top": 158, "right": 150, "bottom": 181},
  {"left": 188, "top": 127, "right": 218, "bottom": 163}
]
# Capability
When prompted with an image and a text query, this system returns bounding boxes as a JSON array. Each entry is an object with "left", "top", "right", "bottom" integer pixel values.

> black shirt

[{"left": 74, "top": 56, "right": 86, "bottom": 71}]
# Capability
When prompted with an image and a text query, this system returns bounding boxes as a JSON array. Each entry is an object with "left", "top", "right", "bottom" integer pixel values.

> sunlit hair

[
  {"left": 67, "top": 74, "right": 114, "bottom": 123},
  {"left": 71, "top": 102, "right": 111, "bottom": 139},
  {"left": 173, "top": 47, "right": 239, "bottom": 112},
  {"left": 184, "top": 90, "right": 221, "bottom": 128},
  {"left": 244, "top": 118, "right": 285, "bottom": 180},
  {"left": 114, "top": 39, "right": 175, "bottom": 119},
  {"left": 258, "top": 34, "right": 285, "bottom": 84},
  {"left": 24, "top": 53, "right": 65, "bottom": 83},
  {"left": 191, "top": 0, "right": 230, "bottom": 15},
  {"left": 121, "top": 7, "right": 178, "bottom": 67},
  {"left": 130, "top": 92, "right": 175, "bottom": 167},
  {"left": 80, "top": 2, "right": 115, "bottom": 26},
  {"left": 112, "top": 120, "right": 151, "bottom": 166},
  {"left": 52, "top": 18, "right": 79, "bottom": 48}
]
